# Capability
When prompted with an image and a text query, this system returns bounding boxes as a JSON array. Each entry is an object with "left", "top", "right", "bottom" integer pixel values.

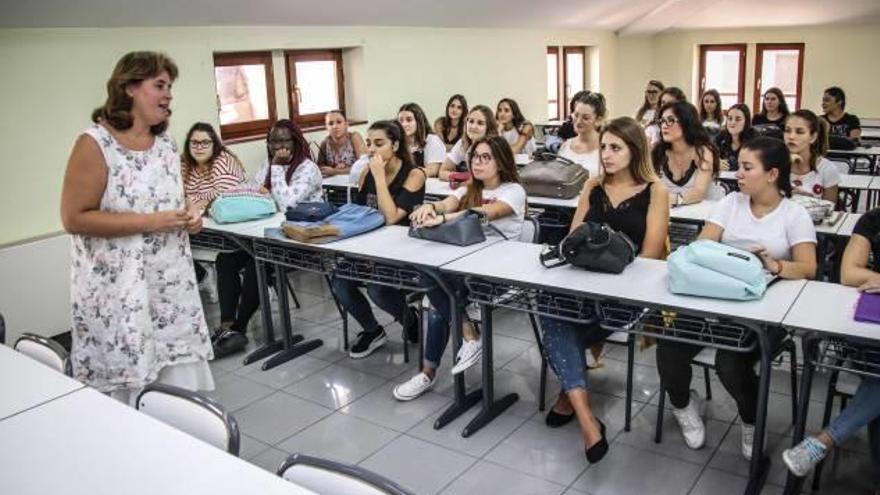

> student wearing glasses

[
  {"left": 557, "top": 92, "right": 606, "bottom": 178},
  {"left": 438, "top": 105, "right": 500, "bottom": 181},
  {"left": 496, "top": 98, "right": 537, "bottom": 156},
  {"left": 636, "top": 80, "right": 665, "bottom": 127},
  {"left": 653, "top": 101, "right": 720, "bottom": 206},
  {"left": 821, "top": 86, "right": 862, "bottom": 142},
  {"left": 398, "top": 102, "right": 446, "bottom": 177},
  {"left": 645, "top": 86, "right": 687, "bottom": 146},
  {"left": 317, "top": 109, "right": 366, "bottom": 177},
  {"left": 752, "top": 87, "right": 790, "bottom": 133},
  {"left": 714, "top": 104, "right": 756, "bottom": 171},
  {"left": 785, "top": 109, "right": 840, "bottom": 203}
]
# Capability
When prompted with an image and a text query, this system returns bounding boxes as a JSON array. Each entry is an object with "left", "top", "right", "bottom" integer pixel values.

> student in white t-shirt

[
  {"left": 785, "top": 109, "right": 841, "bottom": 204},
  {"left": 393, "top": 136, "right": 527, "bottom": 402},
  {"left": 398, "top": 102, "right": 446, "bottom": 177},
  {"left": 557, "top": 92, "right": 606, "bottom": 178},
  {"left": 656, "top": 136, "right": 817, "bottom": 461},
  {"left": 496, "top": 98, "right": 537, "bottom": 156},
  {"left": 438, "top": 105, "right": 500, "bottom": 181}
]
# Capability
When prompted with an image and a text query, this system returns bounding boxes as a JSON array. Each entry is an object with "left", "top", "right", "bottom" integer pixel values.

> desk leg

[
  {"left": 243, "top": 259, "right": 283, "bottom": 365},
  {"left": 461, "top": 303, "right": 519, "bottom": 438},
  {"left": 261, "top": 264, "right": 322, "bottom": 371},
  {"left": 745, "top": 327, "right": 773, "bottom": 495},
  {"left": 783, "top": 334, "right": 820, "bottom": 495}
]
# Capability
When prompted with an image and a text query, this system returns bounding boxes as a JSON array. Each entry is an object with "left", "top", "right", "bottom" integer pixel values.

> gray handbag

[
  {"left": 408, "top": 210, "right": 507, "bottom": 246},
  {"left": 518, "top": 152, "right": 588, "bottom": 199}
]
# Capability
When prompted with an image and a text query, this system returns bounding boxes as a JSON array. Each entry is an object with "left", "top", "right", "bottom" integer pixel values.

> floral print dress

[{"left": 70, "top": 124, "right": 213, "bottom": 393}]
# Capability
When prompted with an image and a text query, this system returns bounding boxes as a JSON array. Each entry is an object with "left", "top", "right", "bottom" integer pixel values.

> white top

[
  {"left": 558, "top": 139, "right": 600, "bottom": 178},
  {"left": 707, "top": 192, "right": 817, "bottom": 260},
  {"left": 253, "top": 158, "right": 324, "bottom": 209},
  {"left": 501, "top": 127, "right": 537, "bottom": 156},
  {"left": 791, "top": 157, "right": 842, "bottom": 198},
  {"left": 639, "top": 108, "right": 656, "bottom": 127},
  {"left": 414, "top": 134, "right": 446, "bottom": 165},
  {"left": 446, "top": 139, "right": 468, "bottom": 167},
  {"left": 783, "top": 281, "right": 880, "bottom": 341},
  {"left": 0, "top": 344, "right": 84, "bottom": 421},
  {"left": 452, "top": 182, "right": 527, "bottom": 239}
]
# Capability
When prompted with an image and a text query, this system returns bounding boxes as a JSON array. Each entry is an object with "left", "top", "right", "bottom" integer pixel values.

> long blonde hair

[{"left": 600, "top": 117, "right": 658, "bottom": 184}]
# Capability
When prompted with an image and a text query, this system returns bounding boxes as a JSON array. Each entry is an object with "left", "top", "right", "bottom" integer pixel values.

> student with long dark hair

[
  {"left": 316, "top": 109, "right": 366, "bottom": 177},
  {"left": 785, "top": 109, "right": 840, "bottom": 203},
  {"left": 636, "top": 80, "right": 665, "bottom": 127},
  {"left": 714, "top": 104, "right": 755, "bottom": 171},
  {"left": 822, "top": 86, "right": 862, "bottom": 141},
  {"left": 699, "top": 89, "right": 724, "bottom": 133},
  {"left": 646, "top": 86, "right": 687, "bottom": 146},
  {"left": 496, "top": 98, "right": 536, "bottom": 155},
  {"left": 557, "top": 90, "right": 592, "bottom": 140},
  {"left": 437, "top": 105, "right": 499, "bottom": 181},
  {"left": 752, "top": 87, "right": 790, "bottom": 132},
  {"left": 398, "top": 102, "right": 445, "bottom": 176},
  {"left": 434, "top": 94, "right": 468, "bottom": 151},
  {"left": 557, "top": 92, "right": 606, "bottom": 178}
]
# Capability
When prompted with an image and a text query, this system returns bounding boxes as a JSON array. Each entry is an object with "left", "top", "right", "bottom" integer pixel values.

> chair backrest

[
  {"left": 309, "top": 141, "right": 322, "bottom": 163},
  {"left": 14, "top": 333, "right": 70, "bottom": 375},
  {"left": 136, "top": 382, "right": 240, "bottom": 456},
  {"left": 519, "top": 214, "right": 541, "bottom": 244},
  {"left": 0, "top": 312, "right": 5, "bottom": 345},
  {"left": 278, "top": 454, "right": 413, "bottom": 495}
]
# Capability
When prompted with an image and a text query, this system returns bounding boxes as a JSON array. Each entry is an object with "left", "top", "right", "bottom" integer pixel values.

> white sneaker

[
  {"left": 451, "top": 338, "right": 482, "bottom": 375},
  {"left": 741, "top": 423, "right": 755, "bottom": 461},
  {"left": 198, "top": 264, "right": 218, "bottom": 303},
  {"left": 671, "top": 390, "right": 706, "bottom": 450},
  {"left": 393, "top": 372, "right": 436, "bottom": 401}
]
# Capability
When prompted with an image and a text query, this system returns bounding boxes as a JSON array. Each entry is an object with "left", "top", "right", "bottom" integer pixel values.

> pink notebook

[{"left": 854, "top": 292, "right": 880, "bottom": 324}]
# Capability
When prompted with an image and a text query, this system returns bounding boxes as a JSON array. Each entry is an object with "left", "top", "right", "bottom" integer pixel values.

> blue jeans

[
  {"left": 540, "top": 315, "right": 613, "bottom": 392},
  {"left": 331, "top": 278, "right": 407, "bottom": 335},
  {"left": 826, "top": 376, "right": 880, "bottom": 482},
  {"left": 423, "top": 279, "right": 458, "bottom": 369}
]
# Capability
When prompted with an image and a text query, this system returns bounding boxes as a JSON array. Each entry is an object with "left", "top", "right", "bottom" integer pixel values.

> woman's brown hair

[
  {"left": 461, "top": 105, "right": 499, "bottom": 151},
  {"left": 600, "top": 117, "right": 658, "bottom": 185},
  {"left": 636, "top": 80, "right": 664, "bottom": 124},
  {"left": 459, "top": 136, "right": 520, "bottom": 210},
  {"left": 91, "top": 51, "right": 179, "bottom": 135},
  {"left": 787, "top": 109, "right": 829, "bottom": 171}
]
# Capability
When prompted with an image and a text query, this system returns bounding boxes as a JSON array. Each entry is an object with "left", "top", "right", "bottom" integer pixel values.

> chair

[
  {"left": 14, "top": 333, "right": 71, "bottom": 375},
  {"left": 0, "top": 312, "right": 5, "bottom": 345},
  {"left": 136, "top": 382, "right": 241, "bottom": 456},
  {"left": 278, "top": 453, "right": 413, "bottom": 495},
  {"left": 653, "top": 336, "right": 799, "bottom": 443}
]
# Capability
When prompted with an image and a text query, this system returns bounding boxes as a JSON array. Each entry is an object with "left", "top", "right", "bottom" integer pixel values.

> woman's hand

[
  {"left": 719, "top": 159, "right": 730, "bottom": 172},
  {"left": 148, "top": 210, "right": 189, "bottom": 233},
  {"left": 320, "top": 165, "right": 337, "bottom": 177},
  {"left": 409, "top": 204, "right": 437, "bottom": 225},
  {"left": 272, "top": 147, "right": 292, "bottom": 165},
  {"left": 858, "top": 274, "right": 880, "bottom": 293},
  {"left": 418, "top": 214, "right": 444, "bottom": 228},
  {"left": 753, "top": 246, "right": 781, "bottom": 275},
  {"left": 185, "top": 201, "right": 203, "bottom": 234},
  {"left": 368, "top": 153, "right": 387, "bottom": 178}
]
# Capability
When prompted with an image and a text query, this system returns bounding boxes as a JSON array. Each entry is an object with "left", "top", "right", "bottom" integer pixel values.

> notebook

[{"left": 854, "top": 292, "right": 880, "bottom": 324}]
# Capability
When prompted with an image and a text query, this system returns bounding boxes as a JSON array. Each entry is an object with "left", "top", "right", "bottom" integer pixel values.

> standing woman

[
  {"left": 60, "top": 52, "right": 213, "bottom": 405},
  {"left": 437, "top": 105, "right": 499, "bottom": 181},
  {"left": 496, "top": 98, "right": 537, "bottom": 156},
  {"left": 752, "top": 87, "right": 790, "bottom": 133},
  {"left": 434, "top": 94, "right": 468, "bottom": 152},
  {"left": 785, "top": 109, "right": 840, "bottom": 203},
  {"left": 317, "top": 109, "right": 366, "bottom": 177},
  {"left": 636, "top": 80, "right": 665, "bottom": 127},
  {"left": 714, "top": 104, "right": 755, "bottom": 171},
  {"left": 541, "top": 117, "right": 669, "bottom": 464},
  {"left": 398, "top": 102, "right": 446, "bottom": 177},
  {"left": 653, "top": 101, "right": 721, "bottom": 206},
  {"left": 699, "top": 89, "right": 724, "bottom": 134},
  {"left": 557, "top": 92, "right": 607, "bottom": 178}
]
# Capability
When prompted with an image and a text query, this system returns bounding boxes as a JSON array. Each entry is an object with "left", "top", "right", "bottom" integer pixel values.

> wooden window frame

[
  {"left": 213, "top": 51, "right": 277, "bottom": 143},
  {"left": 285, "top": 49, "right": 346, "bottom": 129},
  {"left": 547, "top": 47, "right": 560, "bottom": 120},
  {"left": 754, "top": 43, "right": 805, "bottom": 111},
  {"left": 698, "top": 44, "right": 747, "bottom": 105},
  {"left": 562, "top": 46, "right": 586, "bottom": 119}
]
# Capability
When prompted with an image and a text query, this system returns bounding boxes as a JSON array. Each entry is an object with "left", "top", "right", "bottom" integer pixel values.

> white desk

[
  {"left": 423, "top": 178, "right": 580, "bottom": 209},
  {"left": 202, "top": 212, "right": 286, "bottom": 238},
  {"left": 839, "top": 174, "right": 873, "bottom": 190},
  {"left": 0, "top": 344, "right": 84, "bottom": 421},
  {"left": 0, "top": 388, "right": 315, "bottom": 495},
  {"left": 837, "top": 212, "right": 862, "bottom": 237},
  {"left": 669, "top": 200, "right": 718, "bottom": 223},
  {"left": 321, "top": 174, "right": 352, "bottom": 188},
  {"left": 862, "top": 118, "right": 880, "bottom": 130},
  {"left": 783, "top": 281, "right": 880, "bottom": 341},
  {"left": 862, "top": 127, "right": 880, "bottom": 140}
]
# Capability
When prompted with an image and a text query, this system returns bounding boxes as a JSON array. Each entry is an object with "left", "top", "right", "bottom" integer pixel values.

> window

[
  {"left": 213, "top": 52, "right": 277, "bottom": 142},
  {"left": 754, "top": 43, "right": 805, "bottom": 111},
  {"left": 546, "top": 46, "right": 586, "bottom": 120},
  {"left": 698, "top": 44, "right": 746, "bottom": 110},
  {"left": 285, "top": 50, "right": 345, "bottom": 128}
]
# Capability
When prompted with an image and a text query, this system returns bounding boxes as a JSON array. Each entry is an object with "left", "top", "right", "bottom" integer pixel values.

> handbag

[
  {"left": 540, "top": 221, "right": 636, "bottom": 274},
  {"left": 209, "top": 187, "right": 276, "bottom": 224},
  {"left": 519, "top": 152, "right": 588, "bottom": 199},
  {"left": 667, "top": 239, "right": 771, "bottom": 300},
  {"left": 281, "top": 203, "right": 384, "bottom": 243},
  {"left": 285, "top": 202, "right": 336, "bottom": 222},
  {"left": 408, "top": 210, "right": 506, "bottom": 246},
  {"left": 449, "top": 171, "right": 471, "bottom": 190}
]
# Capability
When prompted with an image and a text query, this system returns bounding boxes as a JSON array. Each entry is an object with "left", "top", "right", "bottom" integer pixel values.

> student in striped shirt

[{"left": 182, "top": 122, "right": 248, "bottom": 211}]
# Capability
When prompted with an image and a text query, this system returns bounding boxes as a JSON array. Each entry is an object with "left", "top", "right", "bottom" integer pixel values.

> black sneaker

[
  {"left": 349, "top": 328, "right": 387, "bottom": 359},
  {"left": 403, "top": 307, "right": 420, "bottom": 344},
  {"left": 212, "top": 330, "right": 248, "bottom": 359}
]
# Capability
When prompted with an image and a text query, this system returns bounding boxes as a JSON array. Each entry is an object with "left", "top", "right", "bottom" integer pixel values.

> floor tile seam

[
  {"left": 230, "top": 356, "right": 336, "bottom": 390},
  {"left": 478, "top": 411, "right": 538, "bottom": 461},
  {"left": 425, "top": 453, "right": 482, "bottom": 495},
  {"left": 282, "top": 372, "right": 392, "bottom": 412},
  {"left": 266, "top": 403, "right": 337, "bottom": 450},
  {"left": 331, "top": 356, "right": 414, "bottom": 380},
  {"left": 685, "top": 422, "right": 737, "bottom": 494},
  {"left": 402, "top": 410, "right": 531, "bottom": 458},
  {"left": 336, "top": 393, "right": 456, "bottom": 435}
]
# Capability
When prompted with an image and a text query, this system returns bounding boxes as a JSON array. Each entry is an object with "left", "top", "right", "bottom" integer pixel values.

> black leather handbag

[
  {"left": 540, "top": 221, "right": 636, "bottom": 274},
  {"left": 409, "top": 210, "right": 507, "bottom": 246}
]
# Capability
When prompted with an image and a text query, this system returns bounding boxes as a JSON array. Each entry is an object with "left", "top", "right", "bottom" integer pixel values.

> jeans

[
  {"left": 826, "top": 376, "right": 880, "bottom": 482},
  {"left": 421, "top": 272, "right": 465, "bottom": 370},
  {"left": 655, "top": 327, "right": 784, "bottom": 425},
  {"left": 216, "top": 250, "right": 267, "bottom": 332},
  {"left": 539, "top": 315, "right": 613, "bottom": 392},
  {"left": 331, "top": 278, "right": 407, "bottom": 335}
]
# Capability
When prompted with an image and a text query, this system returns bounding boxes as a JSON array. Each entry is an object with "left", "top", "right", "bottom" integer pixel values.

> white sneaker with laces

[
  {"left": 393, "top": 372, "right": 436, "bottom": 401},
  {"left": 671, "top": 390, "right": 706, "bottom": 450},
  {"left": 451, "top": 338, "right": 482, "bottom": 375},
  {"left": 741, "top": 423, "right": 755, "bottom": 461}
]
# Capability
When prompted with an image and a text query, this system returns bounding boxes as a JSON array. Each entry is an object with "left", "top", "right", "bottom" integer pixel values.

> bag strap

[
  {"left": 466, "top": 209, "right": 509, "bottom": 240},
  {"left": 539, "top": 245, "right": 568, "bottom": 269}
]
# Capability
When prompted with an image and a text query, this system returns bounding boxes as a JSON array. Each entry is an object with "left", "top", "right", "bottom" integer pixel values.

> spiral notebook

[{"left": 854, "top": 292, "right": 880, "bottom": 324}]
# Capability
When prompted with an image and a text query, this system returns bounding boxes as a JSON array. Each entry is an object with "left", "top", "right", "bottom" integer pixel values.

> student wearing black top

[
  {"left": 331, "top": 121, "right": 426, "bottom": 359},
  {"left": 752, "top": 87, "right": 790, "bottom": 133},
  {"left": 822, "top": 86, "right": 862, "bottom": 141},
  {"left": 714, "top": 103, "right": 755, "bottom": 171},
  {"left": 539, "top": 117, "right": 669, "bottom": 465}
]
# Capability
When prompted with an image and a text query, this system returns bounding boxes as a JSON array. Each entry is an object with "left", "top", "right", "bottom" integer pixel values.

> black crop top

[
  {"left": 584, "top": 182, "right": 654, "bottom": 251},
  {"left": 355, "top": 162, "right": 425, "bottom": 226}
]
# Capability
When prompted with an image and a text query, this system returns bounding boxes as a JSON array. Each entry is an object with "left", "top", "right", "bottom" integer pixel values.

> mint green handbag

[
  {"left": 209, "top": 188, "right": 276, "bottom": 224},
  {"left": 667, "top": 240, "right": 770, "bottom": 301}
]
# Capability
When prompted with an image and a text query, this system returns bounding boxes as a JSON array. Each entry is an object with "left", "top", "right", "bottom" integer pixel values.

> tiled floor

[{"left": 200, "top": 270, "right": 874, "bottom": 495}]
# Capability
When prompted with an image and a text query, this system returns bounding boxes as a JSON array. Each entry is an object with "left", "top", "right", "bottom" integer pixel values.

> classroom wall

[
  {"left": 0, "top": 26, "right": 617, "bottom": 246},
  {"left": 615, "top": 23, "right": 880, "bottom": 121}
]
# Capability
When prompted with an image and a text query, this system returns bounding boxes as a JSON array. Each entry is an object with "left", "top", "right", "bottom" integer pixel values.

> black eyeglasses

[
  {"left": 189, "top": 139, "right": 213, "bottom": 149},
  {"left": 471, "top": 152, "right": 493, "bottom": 164},
  {"left": 660, "top": 116, "right": 680, "bottom": 127},
  {"left": 645, "top": 89, "right": 660, "bottom": 95}
]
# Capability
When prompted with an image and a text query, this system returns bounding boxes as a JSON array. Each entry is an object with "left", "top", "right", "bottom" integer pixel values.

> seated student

[
  {"left": 317, "top": 110, "right": 366, "bottom": 177},
  {"left": 822, "top": 86, "right": 862, "bottom": 142},
  {"left": 785, "top": 109, "right": 841, "bottom": 203},
  {"left": 752, "top": 87, "right": 790, "bottom": 133},
  {"left": 657, "top": 136, "right": 817, "bottom": 459},
  {"left": 699, "top": 89, "right": 724, "bottom": 134},
  {"left": 496, "top": 98, "right": 537, "bottom": 156},
  {"left": 210, "top": 120, "right": 324, "bottom": 356},
  {"left": 434, "top": 94, "right": 468, "bottom": 152},
  {"left": 399, "top": 102, "right": 446, "bottom": 177},
  {"left": 541, "top": 117, "right": 669, "bottom": 464},
  {"left": 330, "top": 121, "right": 426, "bottom": 358},
  {"left": 714, "top": 103, "right": 756, "bottom": 171},
  {"left": 556, "top": 90, "right": 592, "bottom": 141},
  {"left": 557, "top": 92, "right": 606, "bottom": 178},
  {"left": 646, "top": 86, "right": 687, "bottom": 146},
  {"left": 653, "top": 101, "right": 720, "bottom": 206},
  {"left": 782, "top": 209, "right": 880, "bottom": 487},
  {"left": 394, "top": 136, "right": 526, "bottom": 400},
  {"left": 636, "top": 80, "right": 665, "bottom": 128},
  {"left": 438, "top": 105, "right": 499, "bottom": 181}
]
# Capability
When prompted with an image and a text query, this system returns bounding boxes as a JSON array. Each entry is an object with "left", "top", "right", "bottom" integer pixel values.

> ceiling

[{"left": 4, "top": 0, "right": 880, "bottom": 34}]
